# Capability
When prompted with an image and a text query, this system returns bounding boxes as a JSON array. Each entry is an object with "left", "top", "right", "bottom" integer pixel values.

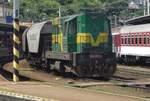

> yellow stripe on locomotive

[{"left": 77, "top": 32, "right": 108, "bottom": 46}]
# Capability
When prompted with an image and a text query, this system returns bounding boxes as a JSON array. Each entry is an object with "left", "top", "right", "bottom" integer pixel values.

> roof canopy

[{"left": 125, "top": 15, "right": 150, "bottom": 25}]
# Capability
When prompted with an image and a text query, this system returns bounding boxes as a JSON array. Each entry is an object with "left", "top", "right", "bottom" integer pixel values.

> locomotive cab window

[
  {"left": 68, "top": 18, "right": 77, "bottom": 35},
  {"left": 63, "top": 22, "right": 69, "bottom": 36}
]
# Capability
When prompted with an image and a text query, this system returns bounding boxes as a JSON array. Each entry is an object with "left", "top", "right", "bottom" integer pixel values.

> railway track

[
  {"left": 117, "top": 65, "right": 150, "bottom": 77},
  {"left": 2, "top": 60, "right": 150, "bottom": 89},
  {"left": 112, "top": 65, "right": 150, "bottom": 92},
  {"left": 0, "top": 60, "right": 149, "bottom": 100}
]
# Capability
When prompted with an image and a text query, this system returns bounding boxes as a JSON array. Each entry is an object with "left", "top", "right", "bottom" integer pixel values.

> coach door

[{"left": 115, "top": 34, "right": 121, "bottom": 57}]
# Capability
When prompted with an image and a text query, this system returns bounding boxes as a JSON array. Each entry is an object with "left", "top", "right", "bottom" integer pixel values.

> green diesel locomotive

[{"left": 22, "top": 12, "right": 116, "bottom": 78}]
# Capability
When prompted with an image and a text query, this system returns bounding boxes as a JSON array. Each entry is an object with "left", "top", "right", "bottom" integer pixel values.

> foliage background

[
  {"left": 17, "top": 0, "right": 128, "bottom": 22},
  {"left": 7, "top": 0, "right": 143, "bottom": 26}
]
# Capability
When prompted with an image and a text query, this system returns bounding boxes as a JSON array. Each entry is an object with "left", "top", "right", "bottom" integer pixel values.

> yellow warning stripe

[
  {"left": 13, "top": 47, "right": 19, "bottom": 58},
  {"left": 59, "top": 33, "right": 63, "bottom": 52},
  {"left": 13, "top": 19, "right": 20, "bottom": 82},
  {"left": 13, "top": 61, "right": 19, "bottom": 69},
  {"left": 77, "top": 32, "right": 108, "bottom": 46},
  {"left": 13, "top": 34, "right": 20, "bottom": 44},
  {"left": 13, "top": 74, "right": 19, "bottom": 82},
  {"left": 13, "top": 22, "right": 19, "bottom": 31}
]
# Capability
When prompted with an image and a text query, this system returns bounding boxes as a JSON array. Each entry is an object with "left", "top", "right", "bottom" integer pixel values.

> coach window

[
  {"left": 124, "top": 36, "right": 127, "bottom": 45},
  {"left": 135, "top": 35, "right": 138, "bottom": 46},
  {"left": 128, "top": 35, "right": 130, "bottom": 46},
  {"left": 139, "top": 35, "right": 142, "bottom": 45},
  {"left": 147, "top": 35, "right": 150, "bottom": 45},
  {"left": 124, "top": 35, "right": 126, "bottom": 45},
  {"left": 112, "top": 36, "right": 114, "bottom": 44},
  {"left": 121, "top": 36, "right": 124, "bottom": 45},
  {"left": 127, "top": 36, "right": 129, "bottom": 45},
  {"left": 123, "top": 36, "right": 125, "bottom": 45},
  {"left": 144, "top": 35, "right": 146, "bottom": 45},
  {"left": 131, "top": 35, "right": 134, "bottom": 45}
]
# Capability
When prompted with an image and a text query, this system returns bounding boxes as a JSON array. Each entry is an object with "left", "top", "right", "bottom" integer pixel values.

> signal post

[
  {"left": 13, "top": 18, "right": 20, "bottom": 82},
  {"left": 13, "top": 0, "right": 20, "bottom": 82}
]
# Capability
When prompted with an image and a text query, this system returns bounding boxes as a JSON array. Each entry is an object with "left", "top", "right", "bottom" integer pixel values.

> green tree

[
  {"left": 18, "top": 0, "right": 125, "bottom": 22},
  {"left": 20, "top": 0, "right": 60, "bottom": 21}
]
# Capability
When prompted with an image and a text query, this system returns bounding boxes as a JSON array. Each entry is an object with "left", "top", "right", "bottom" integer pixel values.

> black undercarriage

[{"left": 27, "top": 51, "right": 116, "bottom": 78}]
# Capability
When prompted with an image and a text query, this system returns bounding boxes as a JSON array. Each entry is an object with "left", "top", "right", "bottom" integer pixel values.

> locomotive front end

[{"left": 73, "top": 13, "right": 116, "bottom": 78}]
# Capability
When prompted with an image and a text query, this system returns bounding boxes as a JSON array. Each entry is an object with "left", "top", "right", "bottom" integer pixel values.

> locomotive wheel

[
  {"left": 103, "top": 64, "right": 116, "bottom": 79},
  {"left": 74, "top": 66, "right": 88, "bottom": 77},
  {"left": 46, "top": 64, "right": 51, "bottom": 73},
  {"left": 59, "top": 63, "right": 65, "bottom": 74},
  {"left": 45, "top": 60, "right": 51, "bottom": 73}
]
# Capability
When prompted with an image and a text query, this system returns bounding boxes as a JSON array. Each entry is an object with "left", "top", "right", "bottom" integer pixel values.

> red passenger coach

[{"left": 112, "top": 24, "right": 150, "bottom": 64}]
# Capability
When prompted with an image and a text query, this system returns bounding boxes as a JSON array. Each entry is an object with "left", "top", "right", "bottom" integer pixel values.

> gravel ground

[{"left": 0, "top": 81, "right": 147, "bottom": 101}]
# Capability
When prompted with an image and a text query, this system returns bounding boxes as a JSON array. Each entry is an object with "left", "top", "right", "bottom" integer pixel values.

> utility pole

[
  {"left": 13, "top": 0, "right": 20, "bottom": 18},
  {"left": 144, "top": 0, "right": 146, "bottom": 15},
  {"left": 58, "top": 6, "right": 63, "bottom": 52},
  {"left": 59, "top": 6, "right": 61, "bottom": 20},
  {"left": 114, "top": 15, "right": 117, "bottom": 27},
  {"left": 2, "top": 0, "right": 6, "bottom": 20},
  {"left": 147, "top": 0, "right": 150, "bottom": 15},
  {"left": 13, "top": 0, "right": 20, "bottom": 82}
]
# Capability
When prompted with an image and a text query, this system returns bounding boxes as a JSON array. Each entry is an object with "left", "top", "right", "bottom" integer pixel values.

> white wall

[
  {"left": 0, "top": 5, "right": 3, "bottom": 17},
  {"left": 0, "top": 4, "right": 12, "bottom": 23}
]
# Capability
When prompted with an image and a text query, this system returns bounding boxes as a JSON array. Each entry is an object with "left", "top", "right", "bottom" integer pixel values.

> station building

[{"left": 0, "top": 0, "right": 12, "bottom": 23}]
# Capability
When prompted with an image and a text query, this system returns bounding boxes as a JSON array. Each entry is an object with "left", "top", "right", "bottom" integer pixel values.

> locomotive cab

[
  {"left": 50, "top": 12, "right": 116, "bottom": 78},
  {"left": 76, "top": 13, "right": 116, "bottom": 77}
]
